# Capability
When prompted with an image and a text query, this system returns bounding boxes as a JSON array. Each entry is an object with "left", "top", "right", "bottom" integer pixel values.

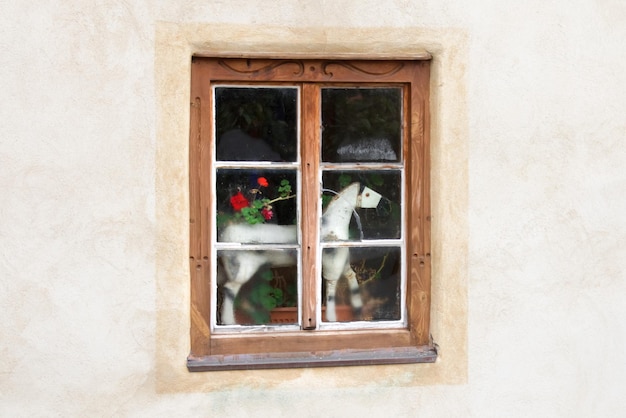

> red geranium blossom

[
  {"left": 257, "top": 177, "right": 269, "bottom": 187},
  {"left": 261, "top": 207, "right": 273, "bottom": 220},
  {"left": 230, "top": 191, "right": 249, "bottom": 211}
]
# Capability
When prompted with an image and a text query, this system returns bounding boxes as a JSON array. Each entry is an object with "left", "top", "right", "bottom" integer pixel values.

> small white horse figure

[{"left": 218, "top": 182, "right": 383, "bottom": 325}]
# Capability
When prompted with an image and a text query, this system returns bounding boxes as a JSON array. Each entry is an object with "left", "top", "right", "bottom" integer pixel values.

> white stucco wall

[{"left": 2, "top": 1, "right": 625, "bottom": 416}]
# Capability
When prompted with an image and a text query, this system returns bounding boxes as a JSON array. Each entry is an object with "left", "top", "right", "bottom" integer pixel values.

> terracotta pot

[{"left": 269, "top": 307, "right": 298, "bottom": 324}]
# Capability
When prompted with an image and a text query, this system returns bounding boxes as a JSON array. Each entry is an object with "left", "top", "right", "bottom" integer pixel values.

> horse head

[{"left": 356, "top": 184, "right": 383, "bottom": 209}]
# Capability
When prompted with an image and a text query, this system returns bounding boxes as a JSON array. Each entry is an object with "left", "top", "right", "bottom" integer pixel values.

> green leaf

[
  {"left": 322, "top": 194, "right": 332, "bottom": 209},
  {"left": 260, "top": 270, "right": 273, "bottom": 282},
  {"left": 260, "top": 287, "right": 278, "bottom": 310},
  {"left": 272, "top": 288, "right": 283, "bottom": 303},
  {"left": 339, "top": 174, "right": 352, "bottom": 189},
  {"left": 370, "top": 173, "right": 384, "bottom": 187}
]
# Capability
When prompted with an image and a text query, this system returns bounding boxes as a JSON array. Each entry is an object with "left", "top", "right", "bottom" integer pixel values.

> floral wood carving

[
  {"left": 217, "top": 59, "right": 405, "bottom": 79},
  {"left": 321, "top": 61, "right": 405, "bottom": 78},
  {"left": 218, "top": 59, "right": 305, "bottom": 76}
]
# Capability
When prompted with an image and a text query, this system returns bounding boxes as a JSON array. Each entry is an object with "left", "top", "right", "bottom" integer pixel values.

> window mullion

[{"left": 300, "top": 83, "right": 321, "bottom": 330}]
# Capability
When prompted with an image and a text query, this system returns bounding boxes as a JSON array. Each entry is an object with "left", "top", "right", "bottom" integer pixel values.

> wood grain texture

[
  {"left": 210, "top": 329, "right": 413, "bottom": 355},
  {"left": 189, "top": 60, "right": 213, "bottom": 356},
  {"left": 188, "top": 346, "right": 436, "bottom": 371},
  {"left": 406, "top": 61, "right": 432, "bottom": 346},
  {"left": 204, "top": 58, "right": 420, "bottom": 83},
  {"left": 300, "top": 84, "right": 321, "bottom": 330}
]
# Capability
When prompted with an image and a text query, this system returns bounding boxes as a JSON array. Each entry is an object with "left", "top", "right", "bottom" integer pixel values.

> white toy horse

[{"left": 218, "top": 182, "right": 383, "bottom": 325}]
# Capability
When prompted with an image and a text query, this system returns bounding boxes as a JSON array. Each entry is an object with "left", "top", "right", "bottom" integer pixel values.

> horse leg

[
  {"left": 219, "top": 251, "right": 264, "bottom": 325},
  {"left": 324, "top": 266, "right": 363, "bottom": 322},
  {"left": 322, "top": 247, "right": 350, "bottom": 322},
  {"left": 324, "top": 278, "right": 339, "bottom": 322},
  {"left": 342, "top": 264, "right": 363, "bottom": 317},
  {"left": 220, "top": 280, "right": 243, "bottom": 325}
]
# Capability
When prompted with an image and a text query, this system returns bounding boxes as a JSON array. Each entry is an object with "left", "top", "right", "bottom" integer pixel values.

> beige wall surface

[{"left": 1, "top": 1, "right": 625, "bottom": 416}]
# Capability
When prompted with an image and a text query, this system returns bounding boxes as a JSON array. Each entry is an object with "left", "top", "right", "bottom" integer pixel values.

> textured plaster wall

[{"left": 1, "top": 1, "right": 626, "bottom": 417}]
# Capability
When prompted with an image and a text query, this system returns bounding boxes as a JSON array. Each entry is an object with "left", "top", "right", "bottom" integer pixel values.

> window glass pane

[
  {"left": 215, "top": 87, "right": 298, "bottom": 162},
  {"left": 216, "top": 169, "right": 298, "bottom": 243},
  {"left": 321, "top": 170, "right": 401, "bottom": 241},
  {"left": 321, "top": 246, "right": 401, "bottom": 322},
  {"left": 321, "top": 87, "right": 402, "bottom": 163},
  {"left": 217, "top": 249, "right": 299, "bottom": 325}
]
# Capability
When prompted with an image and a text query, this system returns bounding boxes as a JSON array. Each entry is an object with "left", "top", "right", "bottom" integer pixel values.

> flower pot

[{"left": 269, "top": 307, "right": 298, "bottom": 324}]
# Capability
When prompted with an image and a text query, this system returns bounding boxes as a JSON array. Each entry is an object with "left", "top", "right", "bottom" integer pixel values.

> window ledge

[{"left": 187, "top": 346, "right": 437, "bottom": 371}]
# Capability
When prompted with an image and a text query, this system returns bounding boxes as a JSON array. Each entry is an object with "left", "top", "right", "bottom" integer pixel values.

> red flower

[
  {"left": 261, "top": 207, "right": 273, "bottom": 220},
  {"left": 257, "top": 177, "right": 269, "bottom": 187},
  {"left": 230, "top": 191, "right": 249, "bottom": 211}
]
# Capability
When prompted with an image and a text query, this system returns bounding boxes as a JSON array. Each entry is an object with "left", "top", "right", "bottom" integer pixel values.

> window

[{"left": 188, "top": 57, "right": 435, "bottom": 370}]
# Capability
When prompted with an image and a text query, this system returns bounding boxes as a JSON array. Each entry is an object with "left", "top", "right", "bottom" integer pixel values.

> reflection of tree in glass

[
  {"left": 215, "top": 87, "right": 298, "bottom": 161},
  {"left": 322, "top": 88, "right": 402, "bottom": 162}
]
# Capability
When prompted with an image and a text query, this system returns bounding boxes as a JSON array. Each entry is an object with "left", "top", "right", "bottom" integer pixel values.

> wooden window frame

[{"left": 187, "top": 57, "right": 435, "bottom": 371}]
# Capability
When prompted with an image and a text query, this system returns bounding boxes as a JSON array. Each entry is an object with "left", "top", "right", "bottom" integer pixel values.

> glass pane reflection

[
  {"left": 321, "top": 170, "right": 401, "bottom": 241},
  {"left": 322, "top": 87, "right": 402, "bottom": 163},
  {"left": 321, "top": 246, "right": 401, "bottom": 322},
  {"left": 215, "top": 87, "right": 298, "bottom": 162},
  {"left": 217, "top": 249, "right": 298, "bottom": 325},
  {"left": 216, "top": 169, "right": 298, "bottom": 242}
]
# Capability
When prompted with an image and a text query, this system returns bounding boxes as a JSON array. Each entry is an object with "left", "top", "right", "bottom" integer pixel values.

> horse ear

[{"left": 359, "top": 186, "right": 382, "bottom": 208}]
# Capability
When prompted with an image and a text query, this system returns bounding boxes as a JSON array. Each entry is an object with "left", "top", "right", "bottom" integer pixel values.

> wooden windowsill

[{"left": 187, "top": 345, "right": 437, "bottom": 371}]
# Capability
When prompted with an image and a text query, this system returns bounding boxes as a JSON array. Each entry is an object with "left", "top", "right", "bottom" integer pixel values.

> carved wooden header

[{"left": 193, "top": 58, "right": 422, "bottom": 83}]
